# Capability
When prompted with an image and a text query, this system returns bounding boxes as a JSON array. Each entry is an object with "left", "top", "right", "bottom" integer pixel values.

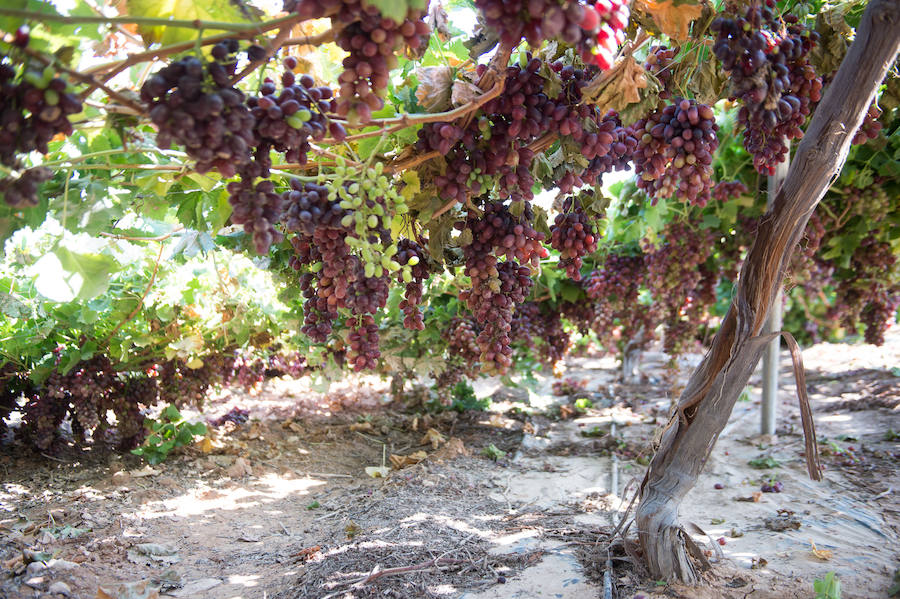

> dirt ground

[{"left": 1, "top": 331, "right": 898, "bottom": 599}]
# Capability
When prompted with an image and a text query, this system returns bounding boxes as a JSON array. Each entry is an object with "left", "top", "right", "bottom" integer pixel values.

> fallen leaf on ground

[
  {"left": 349, "top": 421, "right": 374, "bottom": 432},
  {"left": 389, "top": 451, "right": 428, "bottom": 470},
  {"left": 735, "top": 491, "right": 763, "bottom": 502},
  {"left": 129, "top": 466, "right": 160, "bottom": 478},
  {"left": 810, "top": 541, "right": 833, "bottom": 560},
  {"left": 226, "top": 457, "right": 253, "bottom": 478},
  {"left": 364, "top": 466, "right": 390, "bottom": 478},
  {"left": 420, "top": 428, "right": 446, "bottom": 450},
  {"left": 127, "top": 543, "right": 180, "bottom": 566},
  {"left": 432, "top": 437, "right": 470, "bottom": 461},
  {"left": 293, "top": 545, "right": 322, "bottom": 561},
  {"left": 488, "top": 414, "right": 506, "bottom": 428}
]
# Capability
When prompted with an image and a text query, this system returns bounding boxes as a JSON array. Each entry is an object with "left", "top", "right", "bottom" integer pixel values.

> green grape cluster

[{"left": 329, "top": 160, "right": 411, "bottom": 280}]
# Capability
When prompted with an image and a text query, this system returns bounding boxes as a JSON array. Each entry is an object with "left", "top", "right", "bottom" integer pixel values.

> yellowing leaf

[
  {"left": 401, "top": 170, "right": 421, "bottom": 201},
  {"left": 637, "top": 0, "right": 704, "bottom": 41},
  {"left": 198, "top": 437, "right": 214, "bottom": 453},
  {"left": 124, "top": 0, "right": 258, "bottom": 46}
]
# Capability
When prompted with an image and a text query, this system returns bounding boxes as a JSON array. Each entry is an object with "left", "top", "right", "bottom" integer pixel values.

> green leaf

[
  {"left": 364, "top": 0, "right": 410, "bottom": 24},
  {"left": 33, "top": 248, "right": 119, "bottom": 303},
  {"left": 126, "top": 0, "right": 259, "bottom": 46}
]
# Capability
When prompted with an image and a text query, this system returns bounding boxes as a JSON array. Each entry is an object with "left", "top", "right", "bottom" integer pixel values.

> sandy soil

[{"left": 1, "top": 331, "right": 898, "bottom": 599}]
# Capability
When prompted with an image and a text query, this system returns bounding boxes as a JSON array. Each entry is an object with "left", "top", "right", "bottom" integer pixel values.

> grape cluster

[
  {"left": 470, "top": 1, "right": 627, "bottom": 69},
  {"left": 421, "top": 58, "right": 546, "bottom": 205},
  {"left": 283, "top": 164, "right": 408, "bottom": 365},
  {"left": 227, "top": 178, "right": 285, "bottom": 254},
  {"left": 141, "top": 42, "right": 255, "bottom": 178},
  {"left": 851, "top": 103, "right": 883, "bottom": 145},
  {"left": 510, "top": 301, "right": 570, "bottom": 365},
  {"left": 644, "top": 45, "right": 676, "bottom": 101},
  {"left": 396, "top": 239, "right": 429, "bottom": 330},
  {"left": 458, "top": 201, "right": 543, "bottom": 373},
  {"left": 583, "top": 252, "right": 654, "bottom": 352},
  {"left": 285, "top": 0, "right": 430, "bottom": 122},
  {"left": 0, "top": 55, "right": 82, "bottom": 206},
  {"left": 347, "top": 315, "right": 380, "bottom": 371},
  {"left": 831, "top": 235, "right": 899, "bottom": 346},
  {"left": 549, "top": 196, "right": 598, "bottom": 281},
  {"left": 712, "top": 6, "right": 822, "bottom": 175},
  {"left": 249, "top": 58, "right": 343, "bottom": 166},
  {"left": 630, "top": 98, "right": 719, "bottom": 206},
  {"left": 712, "top": 180, "right": 749, "bottom": 203},
  {"left": 642, "top": 222, "right": 716, "bottom": 355}
]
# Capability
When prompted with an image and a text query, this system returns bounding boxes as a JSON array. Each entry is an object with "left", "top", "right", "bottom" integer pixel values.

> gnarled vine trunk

[{"left": 636, "top": 0, "right": 900, "bottom": 582}]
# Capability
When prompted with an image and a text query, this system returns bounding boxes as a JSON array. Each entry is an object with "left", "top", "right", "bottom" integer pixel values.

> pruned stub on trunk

[{"left": 634, "top": 0, "right": 900, "bottom": 583}]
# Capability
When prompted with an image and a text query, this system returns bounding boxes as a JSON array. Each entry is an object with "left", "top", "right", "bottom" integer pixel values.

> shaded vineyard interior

[{"left": 1, "top": 333, "right": 897, "bottom": 599}]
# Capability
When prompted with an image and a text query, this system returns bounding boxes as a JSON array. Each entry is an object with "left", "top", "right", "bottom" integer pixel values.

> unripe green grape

[
  {"left": 296, "top": 108, "right": 312, "bottom": 122},
  {"left": 374, "top": 162, "right": 384, "bottom": 175},
  {"left": 340, "top": 200, "right": 353, "bottom": 209},
  {"left": 348, "top": 182, "right": 359, "bottom": 194},
  {"left": 377, "top": 176, "right": 388, "bottom": 188},
  {"left": 381, "top": 256, "right": 391, "bottom": 269},
  {"left": 355, "top": 221, "right": 365, "bottom": 236},
  {"left": 385, "top": 244, "right": 397, "bottom": 257},
  {"left": 407, "top": 256, "right": 419, "bottom": 266},
  {"left": 387, "top": 260, "right": 400, "bottom": 272},
  {"left": 367, "top": 215, "right": 378, "bottom": 228},
  {"left": 341, "top": 214, "right": 354, "bottom": 228},
  {"left": 44, "top": 89, "right": 59, "bottom": 106},
  {"left": 372, "top": 202, "right": 384, "bottom": 216},
  {"left": 396, "top": 204, "right": 408, "bottom": 214},
  {"left": 364, "top": 262, "right": 375, "bottom": 278},
  {"left": 374, "top": 265, "right": 383, "bottom": 277},
  {"left": 402, "top": 270, "right": 412, "bottom": 283},
  {"left": 310, "top": 262, "right": 323, "bottom": 273},
  {"left": 286, "top": 115, "right": 305, "bottom": 129},
  {"left": 352, "top": 196, "right": 363, "bottom": 208}
]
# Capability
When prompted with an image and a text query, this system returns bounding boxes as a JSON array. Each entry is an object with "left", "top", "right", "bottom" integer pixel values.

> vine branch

[{"left": 0, "top": 8, "right": 301, "bottom": 32}]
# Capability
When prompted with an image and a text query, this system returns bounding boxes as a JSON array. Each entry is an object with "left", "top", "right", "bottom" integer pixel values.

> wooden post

[{"left": 761, "top": 145, "right": 789, "bottom": 436}]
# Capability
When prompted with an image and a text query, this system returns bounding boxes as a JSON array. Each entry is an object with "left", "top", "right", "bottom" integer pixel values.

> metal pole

[{"left": 761, "top": 142, "right": 790, "bottom": 435}]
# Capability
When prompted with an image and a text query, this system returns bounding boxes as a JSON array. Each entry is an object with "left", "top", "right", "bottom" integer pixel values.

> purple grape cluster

[
  {"left": 630, "top": 98, "right": 719, "bottom": 206},
  {"left": 0, "top": 55, "right": 81, "bottom": 206},
  {"left": 227, "top": 178, "right": 285, "bottom": 254},
  {"left": 549, "top": 196, "right": 598, "bottom": 281},
  {"left": 284, "top": 0, "right": 430, "bottom": 122},
  {"left": 249, "top": 57, "right": 344, "bottom": 166},
  {"left": 644, "top": 45, "right": 675, "bottom": 102},
  {"left": 142, "top": 43, "right": 255, "bottom": 178},
  {"left": 832, "top": 235, "right": 899, "bottom": 346},
  {"left": 711, "top": 6, "right": 822, "bottom": 175},
  {"left": 712, "top": 180, "right": 749, "bottom": 203}
]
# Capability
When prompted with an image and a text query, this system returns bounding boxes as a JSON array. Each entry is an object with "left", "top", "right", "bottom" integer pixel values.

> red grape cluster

[
  {"left": 711, "top": 6, "right": 822, "bottom": 175},
  {"left": 644, "top": 45, "right": 676, "bottom": 101},
  {"left": 458, "top": 201, "right": 543, "bottom": 373},
  {"left": 347, "top": 315, "right": 380, "bottom": 371},
  {"left": 549, "top": 196, "right": 598, "bottom": 281},
  {"left": 285, "top": 0, "right": 430, "bottom": 122},
  {"left": 630, "top": 98, "right": 719, "bottom": 206},
  {"left": 510, "top": 301, "right": 570, "bottom": 365},
  {"left": 0, "top": 55, "right": 82, "bottom": 206},
  {"left": 832, "top": 235, "right": 899, "bottom": 346},
  {"left": 142, "top": 43, "right": 256, "bottom": 178},
  {"left": 582, "top": 0, "right": 630, "bottom": 69},
  {"left": 851, "top": 103, "right": 883, "bottom": 145},
  {"left": 396, "top": 238, "right": 429, "bottom": 330},
  {"left": 584, "top": 252, "right": 654, "bottom": 353},
  {"left": 642, "top": 221, "right": 716, "bottom": 355},
  {"left": 712, "top": 180, "right": 749, "bottom": 203}
]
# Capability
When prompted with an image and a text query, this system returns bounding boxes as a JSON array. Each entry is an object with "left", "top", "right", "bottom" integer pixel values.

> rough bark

[{"left": 635, "top": 0, "right": 900, "bottom": 582}]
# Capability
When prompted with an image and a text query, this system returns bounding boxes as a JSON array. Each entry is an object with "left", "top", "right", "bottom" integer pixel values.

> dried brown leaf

[{"left": 637, "top": 0, "right": 704, "bottom": 41}]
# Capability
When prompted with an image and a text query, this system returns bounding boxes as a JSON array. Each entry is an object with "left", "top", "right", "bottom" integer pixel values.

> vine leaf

[
  {"left": 123, "top": 0, "right": 257, "bottom": 46},
  {"left": 365, "top": 0, "right": 414, "bottom": 24},
  {"left": 34, "top": 248, "right": 119, "bottom": 302},
  {"left": 414, "top": 66, "right": 454, "bottom": 112},
  {"left": 636, "top": 0, "right": 704, "bottom": 41}
]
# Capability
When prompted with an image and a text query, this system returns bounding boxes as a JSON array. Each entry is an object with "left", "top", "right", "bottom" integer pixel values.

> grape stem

[
  {"left": 80, "top": 13, "right": 309, "bottom": 89},
  {"left": 230, "top": 24, "right": 297, "bottom": 85},
  {"left": 99, "top": 226, "right": 185, "bottom": 242}
]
